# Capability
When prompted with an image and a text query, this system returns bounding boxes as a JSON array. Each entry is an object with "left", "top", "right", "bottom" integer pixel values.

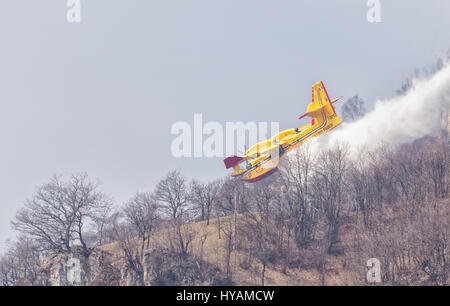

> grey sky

[{"left": 1, "top": 0, "right": 449, "bottom": 251}]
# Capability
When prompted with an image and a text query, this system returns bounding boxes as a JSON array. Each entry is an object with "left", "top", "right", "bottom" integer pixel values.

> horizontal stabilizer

[
  {"left": 298, "top": 105, "right": 326, "bottom": 119},
  {"left": 224, "top": 156, "right": 245, "bottom": 169},
  {"left": 331, "top": 96, "right": 343, "bottom": 104}
]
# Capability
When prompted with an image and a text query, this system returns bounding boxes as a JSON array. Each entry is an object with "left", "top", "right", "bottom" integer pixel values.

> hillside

[
  {"left": 38, "top": 195, "right": 449, "bottom": 286},
  {"left": 5, "top": 133, "right": 449, "bottom": 286}
]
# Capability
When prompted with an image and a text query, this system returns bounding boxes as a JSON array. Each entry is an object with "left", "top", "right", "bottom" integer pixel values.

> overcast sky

[{"left": 1, "top": 0, "right": 449, "bottom": 251}]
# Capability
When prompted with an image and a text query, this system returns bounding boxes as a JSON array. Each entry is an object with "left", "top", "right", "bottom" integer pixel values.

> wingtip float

[{"left": 224, "top": 81, "right": 342, "bottom": 183}]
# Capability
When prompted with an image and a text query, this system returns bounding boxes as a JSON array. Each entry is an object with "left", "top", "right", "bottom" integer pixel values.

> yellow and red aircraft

[{"left": 224, "top": 81, "right": 342, "bottom": 183}]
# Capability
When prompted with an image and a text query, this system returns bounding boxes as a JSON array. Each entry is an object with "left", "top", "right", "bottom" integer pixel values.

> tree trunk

[{"left": 261, "top": 262, "right": 266, "bottom": 286}]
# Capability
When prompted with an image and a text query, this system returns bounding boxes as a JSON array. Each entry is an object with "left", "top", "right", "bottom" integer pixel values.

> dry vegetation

[{"left": 1, "top": 136, "right": 448, "bottom": 286}]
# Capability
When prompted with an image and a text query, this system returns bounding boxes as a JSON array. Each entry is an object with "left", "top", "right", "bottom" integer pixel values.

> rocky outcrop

[
  {"left": 38, "top": 248, "right": 120, "bottom": 286},
  {"left": 37, "top": 245, "right": 230, "bottom": 286}
]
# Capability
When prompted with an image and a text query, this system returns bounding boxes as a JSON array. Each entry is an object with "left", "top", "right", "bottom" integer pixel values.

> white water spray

[{"left": 311, "top": 62, "right": 450, "bottom": 155}]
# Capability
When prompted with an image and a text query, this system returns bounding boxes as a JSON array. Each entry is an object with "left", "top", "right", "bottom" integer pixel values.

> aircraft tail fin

[{"left": 299, "top": 81, "right": 342, "bottom": 126}]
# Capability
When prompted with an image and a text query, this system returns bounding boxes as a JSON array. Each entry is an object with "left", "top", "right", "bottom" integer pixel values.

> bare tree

[
  {"left": 313, "top": 144, "right": 349, "bottom": 254},
  {"left": 12, "top": 173, "right": 112, "bottom": 259},
  {"left": 241, "top": 182, "right": 278, "bottom": 286},
  {"left": 220, "top": 216, "right": 235, "bottom": 281},
  {"left": 411, "top": 202, "right": 449, "bottom": 285},
  {"left": 189, "top": 179, "right": 222, "bottom": 225},
  {"left": 154, "top": 170, "right": 190, "bottom": 220},
  {"left": 123, "top": 192, "right": 160, "bottom": 279},
  {"left": 91, "top": 205, "right": 115, "bottom": 246},
  {"left": 279, "top": 145, "right": 318, "bottom": 249},
  {"left": 349, "top": 151, "right": 378, "bottom": 227},
  {"left": 0, "top": 237, "right": 42, "bottom": 286},
  {"left": 113, "top": 222, "right": 145, "bottom": 285},
  {"left": 90, "top": 209, "right": 122, "bottom": 248},
  {"left": 0, "top": 250, "right": 18, "bottom": 286},
  {"left": 154, "top": 170, "right": 193, "bottom": 258},
  {"left": 219, "top": 178, "right": 249, "bottom": 216},
  {"left": 425, "top": 140, "right": 448, "bottom": 199}
]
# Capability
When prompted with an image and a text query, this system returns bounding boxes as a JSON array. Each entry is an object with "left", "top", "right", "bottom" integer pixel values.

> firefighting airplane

[{"left": 224, "top": 81, "right": 342, "bottom": 183}]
